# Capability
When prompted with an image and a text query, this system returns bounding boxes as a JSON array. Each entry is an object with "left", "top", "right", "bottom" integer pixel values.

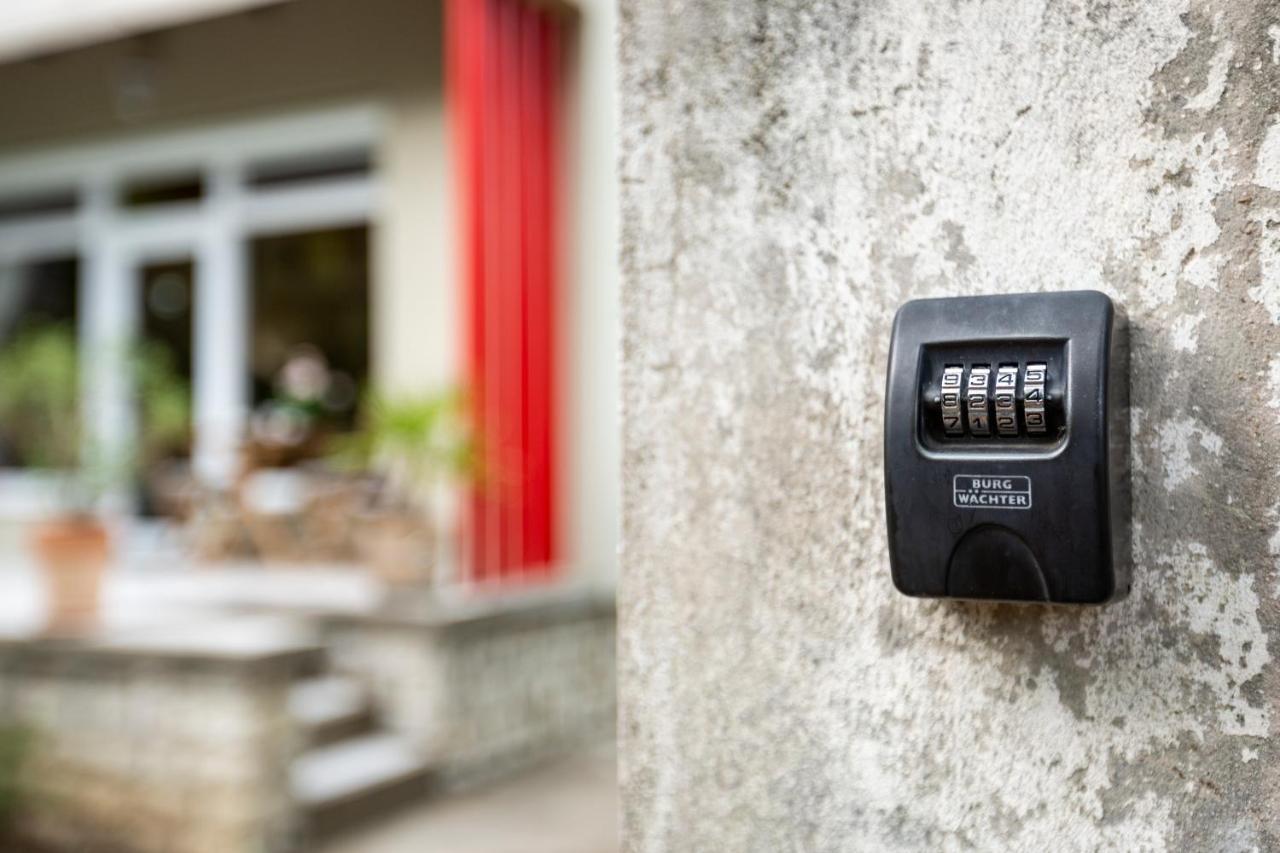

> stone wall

[
  {"left": 618, "top": 1, "right": 1280, "bottom": 850},
  {"left": 0, "top": 640, "right": 314, "bottom": 853},
  {"left": 325, "top": 592, "right": 616, "bottom": 782}
]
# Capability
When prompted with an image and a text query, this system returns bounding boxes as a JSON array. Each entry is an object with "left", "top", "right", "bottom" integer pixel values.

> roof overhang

[{"left": 0, "top": 0, "right": 294, "bottom": 64}]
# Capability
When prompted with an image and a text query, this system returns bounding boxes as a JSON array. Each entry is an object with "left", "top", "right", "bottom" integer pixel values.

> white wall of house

[
  {"left": 562, "top": 0, "right": 622, "bottom": 586},
  {"left": 377, "top": 93, "right": 458, "bottom": 395},
  {"left": 0, "top": 0, "right": 620, "bottom": 584}
]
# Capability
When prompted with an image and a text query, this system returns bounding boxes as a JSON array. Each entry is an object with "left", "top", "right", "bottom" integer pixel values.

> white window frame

[{"left": 0, "top": 103, "right": 383, "bottom": 496}]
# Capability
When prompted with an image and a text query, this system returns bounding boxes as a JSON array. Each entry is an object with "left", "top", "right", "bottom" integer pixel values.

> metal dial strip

[
  {"left": 994, "top": 366, "right": 1018, "bottom": 435},
  {"left": 966, "top": 366, "right": 991, "bottom": 436},
  {"left": 940, "top": 365, "right": 964, "bottom": 435},
  {"left": 1023, "top": 362, "right": 1047, "bottom": 434},
  {"left": 937, "top": 362, "right": 1050, "bottom": 437}
]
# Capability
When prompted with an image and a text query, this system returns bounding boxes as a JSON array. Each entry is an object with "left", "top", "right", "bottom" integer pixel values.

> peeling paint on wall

[
  {"left": 1169, "top": 312, "right": 1204, "bottom": 351},
  {"left": 1184, "top": 36, "right": 1233, "bottom": 111},
  {"left": 1154, "top": 416, "right": 1224, "bottom": 491},
  {"left": 618, "top": 0, "right": 1280, "bottom": 850},
  {"left": 1254, "top": 121, "right": 1280, "bottom": 189},
  {"left": 1250, "top": 206, "right": 1280, "bottom": 322}
]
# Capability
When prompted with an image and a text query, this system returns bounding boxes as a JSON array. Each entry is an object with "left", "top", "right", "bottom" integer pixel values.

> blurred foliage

[
  {"left": 132, "top": 339, "right": 192, "bottom": 463},
  {"left": 0, "top": 326, "right": 80, "bottom": 470},
  {"left": 0, "top": 724, "right": 31, "bottom": 834},
  {"left": 0, "top": 326, "right": 190, "bottom": 507},
  {"left": 330, "top": 389, "right": 477, "bottom": 507}
]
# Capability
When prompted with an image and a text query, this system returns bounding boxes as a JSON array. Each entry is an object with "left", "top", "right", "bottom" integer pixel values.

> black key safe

[{"left": 883, "top": 290, "right": 1130, "bottom": 604}]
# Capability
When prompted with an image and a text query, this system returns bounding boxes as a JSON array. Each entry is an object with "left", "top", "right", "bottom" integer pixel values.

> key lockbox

[{"left": 883, "top": 290, "right": 1130, "bottom": 604}]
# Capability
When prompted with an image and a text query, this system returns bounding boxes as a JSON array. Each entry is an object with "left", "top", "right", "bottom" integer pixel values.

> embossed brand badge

[{"left": 952, "top": 475, "right": 1032, "bottom": 510}]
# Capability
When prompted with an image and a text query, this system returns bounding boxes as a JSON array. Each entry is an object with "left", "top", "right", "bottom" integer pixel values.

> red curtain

[{"left": 447, "top": 0, "right": 561, "bottom": 581}]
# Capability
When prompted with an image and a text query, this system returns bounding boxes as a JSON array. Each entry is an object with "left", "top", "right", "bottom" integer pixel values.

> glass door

[{"left": 135, "top": 257, "right": 195, "bottom": 517}]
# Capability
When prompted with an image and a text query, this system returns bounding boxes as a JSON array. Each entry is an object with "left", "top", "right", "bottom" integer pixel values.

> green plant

[
  {"left": 0, "top": 326, "right": 190, "bottom": 510},
  {"left": 0, "top": 724, "right": 31, "bottom": 835},
  {"left": 0, "top": 327, "right": 79, "bottom": 470},
  {"left": 331, "top": 389, "right": 477, "bottom": 508},
  {"left": 132, "top": 339, "right": 193, "bottom": 464}
]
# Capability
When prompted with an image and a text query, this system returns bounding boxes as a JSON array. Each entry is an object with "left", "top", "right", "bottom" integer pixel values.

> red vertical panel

[
  {"left": 447, "top": 0, "right": 488, "bottom": 580},
  {"left": 498, "top": 0, "right": 526, "bottom": 576},
  {"left": 482, "top": 0, "right": 505, "bottom": 580},
  {"left": 481, "top": 0, "right": 503, "bottom": 582},
  {"left": 483, "top": 0, "right": 510, "bottom": 581},
  {"left": 540, "top": 12, "right": 560, "bottom": 573},
  {"left": 515, "top": 3, "right": 534, "bottom": 577},
  {"left": 522, "top": 10, "right": 557, "bottom": 575},
  {"left": 449, "top": 0, "right": 561, "bottom": 583},
  {"left": 518, "top": 5, "right": 540, "bottom": 575}
]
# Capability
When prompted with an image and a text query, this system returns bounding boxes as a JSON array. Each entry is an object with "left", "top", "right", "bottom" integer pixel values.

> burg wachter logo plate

[{"left": 952, "top": 475, "right": 1032, "bottom": 509}]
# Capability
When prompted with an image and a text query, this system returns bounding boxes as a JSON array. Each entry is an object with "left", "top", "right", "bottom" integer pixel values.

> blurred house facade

[{"left": 0, "top": 0, "right": 620, "bottom": 586}]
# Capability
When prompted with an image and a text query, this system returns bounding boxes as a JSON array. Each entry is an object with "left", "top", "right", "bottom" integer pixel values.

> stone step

[
  {"left": 291, "top": 732, "right": 433, "bottom": 839},
  {"left": 289, "top": 674, "right": 375, "bottom": 747}
]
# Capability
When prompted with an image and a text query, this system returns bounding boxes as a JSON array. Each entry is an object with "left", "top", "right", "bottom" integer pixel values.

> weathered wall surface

[{"left": 618, "top": 1, "right": 1280, "bottom": 850}]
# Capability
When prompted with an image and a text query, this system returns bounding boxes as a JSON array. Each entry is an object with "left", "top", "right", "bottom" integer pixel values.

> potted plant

[
  {"left": 0, "top": 327, "right": 189, "bottom": 633},
  {"left": 331, "top": 389, "right": 476, "bottom": 586}
]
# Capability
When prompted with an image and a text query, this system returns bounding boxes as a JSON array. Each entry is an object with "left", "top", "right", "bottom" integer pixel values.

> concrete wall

[
  {"left": 617, "top": 1, "right": 1280, "bottom": 850},
  {"left": 324, "top": 592, "right": 616, "bottom": 782}
]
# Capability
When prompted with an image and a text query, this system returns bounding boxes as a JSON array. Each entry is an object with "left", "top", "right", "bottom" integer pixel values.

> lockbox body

[{"left": 883, "top": 290, "right": 1130, "bottom": 604}]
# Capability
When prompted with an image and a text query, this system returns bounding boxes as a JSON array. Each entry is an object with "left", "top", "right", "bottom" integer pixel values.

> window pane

[
  {"left": 136, "top": 259, "right": 194, "bottom": 515},
  {"left": 247, "top": 149, "right": 372, "bottom": 189},
  {"left": 0, "top": 256, "right": 78, "bottom": 467},
  {"left": 139, "top": 257, "right": 194, "bottom": 461},
  {"left": 0, "top": 189, "right": 78, "bottom": 224},
  {"left": 121, "top": 173, "right": 205, "bottom": 208},
  {"left": 250, "top": 226, "right": 369, "bottom": 443},
  {"left": 141, "top": 260, "right": 195, "bottom": 385}
]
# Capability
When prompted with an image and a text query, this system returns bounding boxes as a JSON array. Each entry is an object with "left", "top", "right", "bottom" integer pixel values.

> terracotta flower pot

[{"left": 29, "top": 518, "right": 110, "bottom": 634}]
